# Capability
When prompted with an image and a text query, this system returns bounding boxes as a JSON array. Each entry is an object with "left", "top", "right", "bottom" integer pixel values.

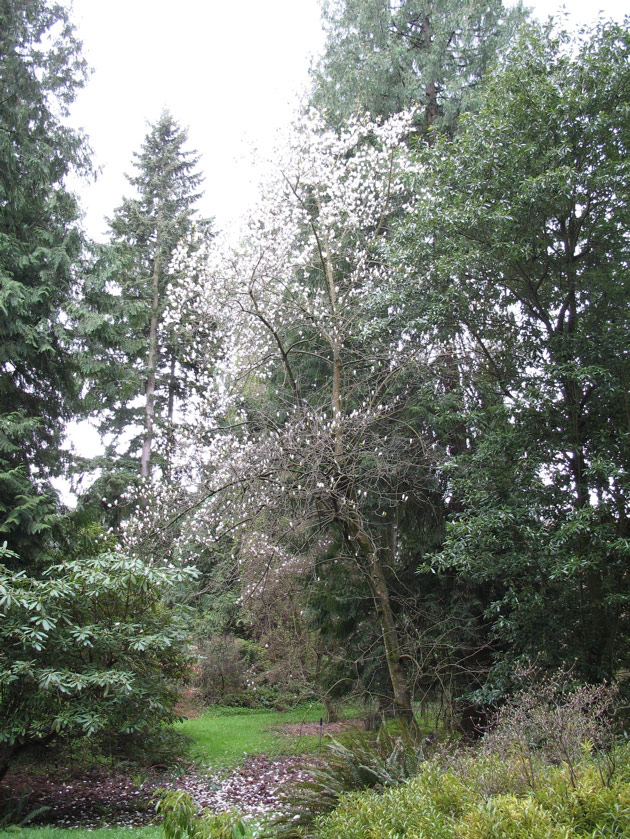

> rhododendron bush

[{"left": 0, "top": 543, "right": 196, "bottom": 781}]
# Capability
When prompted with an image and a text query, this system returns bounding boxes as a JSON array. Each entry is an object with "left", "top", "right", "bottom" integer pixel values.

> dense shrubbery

[
  {"left": 0, "top": 546, "right": 196, "bottom": 779},
  {"left": 158, "top": 676, "right": 628, "bottom": 839},
  {"left": 313, "top": 746, "right": 630, "bottom": 839},
  {"left": 157, "top": 734, "right": 630, "bottom": 839},
  {"left": 303, "top": 677, "right": 628, "bottom": 839},
  {"left": 195, "top": 634, "right": 318, "bottom": 710},
  {"left": 196, "top": 635, "right": 260, "bottom": 706}
]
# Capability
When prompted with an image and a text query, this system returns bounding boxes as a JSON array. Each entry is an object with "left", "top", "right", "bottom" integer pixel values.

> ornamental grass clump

[{"left": 271, "top": 726, "right": 427, "bottom": 838}]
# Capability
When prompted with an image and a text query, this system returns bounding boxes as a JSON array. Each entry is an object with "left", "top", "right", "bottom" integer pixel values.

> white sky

[
  {"left": 67, "top": 0, "right": 325, "bottom": 240},
  {"left": 60, "top": 0, "right": 627, "bottom": 478}
]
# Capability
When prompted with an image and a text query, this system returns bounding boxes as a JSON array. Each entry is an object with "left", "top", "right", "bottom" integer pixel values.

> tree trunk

[
  {"left": 140, "top": 248, "right": 161, "bottom": 479},
  {"left": 345, "top": 509, "right": 420, "bottom": 744},
  {"left": 319, "top": 207, "right": 418, "bottom": 742},
  {"left": 164, "top": 352, "right": 177, "bottom": 479},
  {"left": 321, "top": 218, "right": 344, "bottom": 459}
]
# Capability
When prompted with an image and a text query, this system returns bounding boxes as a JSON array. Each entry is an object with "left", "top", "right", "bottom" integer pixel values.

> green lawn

[
  {"left": 1, "top": 830, "right": 161, "bottom": 839},
  {"left": 175, "top": 703, "right": 330, "bottom": 769}
]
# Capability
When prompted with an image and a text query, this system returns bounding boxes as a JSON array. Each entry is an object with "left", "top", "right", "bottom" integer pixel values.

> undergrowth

[
  {"left": 314, "top": 744, "right": 630, "bottom": 839},
  {"left": 271, "top": 726, "right": 429, "bottom": 837},
  {"left": 277, "top": 676, "right": 629, "bottom": 838},
  {"left": 1, "top": 829, "right": 162, "bottom": 839},
  {"left": 155, "top": 740, "right": 630, "bottom": 839}
]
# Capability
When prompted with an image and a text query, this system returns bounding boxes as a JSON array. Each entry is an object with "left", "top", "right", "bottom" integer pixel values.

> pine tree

[
  {"left": 312, "top": 0, "right": 527, "bottom": 134},
  {"left": 0, "top": 0, "right": 91, "bottom": 562},
  {"left": 96, "top": 112, "right": 210, "bottom": 489}
]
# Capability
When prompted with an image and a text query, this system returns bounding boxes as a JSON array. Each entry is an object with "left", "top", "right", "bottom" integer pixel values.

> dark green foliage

[
  {"left": 395, "top": 19, "right": 630, "bottom": 686},
  {"left": 0, "top": 792, "right": 49, "bottom": 830},
  {"left": 92, "top": 111, "right": 212, "bottom": 488},
  {"left": 0, "top": 540, "right": 196, "bottom": 780},
  {"left": 0, "top": 0, "right": 91, "bottom": 561},
  {"left": 312, "top": 0, "right": 527, "bottom": 132}
]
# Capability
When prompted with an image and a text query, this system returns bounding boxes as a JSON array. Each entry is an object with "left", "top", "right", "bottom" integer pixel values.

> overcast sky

[
  {"left": 67, "top": 0, "right": 325, "bottom": 240},
  {"left": 66, "top": 0, "right": 628, "bottom": 243}
]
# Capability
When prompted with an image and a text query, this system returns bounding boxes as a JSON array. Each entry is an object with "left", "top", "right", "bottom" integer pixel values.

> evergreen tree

[
  {"left": 395, "top": 20, "right": 630, "bottom": 687},
  {"left": 0, "top": 0, "right": 91, "bottom": 562},
  {"left": 95, "top": 112, "right": 211, "bottom": 492},
  {"left": 312, "top": 0, "right": 527, "bottom": 134}
]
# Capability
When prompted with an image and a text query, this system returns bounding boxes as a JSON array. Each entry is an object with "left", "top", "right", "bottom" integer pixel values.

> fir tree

[
  {"left": 95, "top": 112, "right": 211, "bottom": 493},
  {"left": 0, "top": 0, "right": 91, "bottom": 563},
  {"left": 312, "top": 0, "right": 527, "bottom": 134}
]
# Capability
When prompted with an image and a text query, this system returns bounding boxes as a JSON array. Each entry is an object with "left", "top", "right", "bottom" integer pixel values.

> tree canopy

[
  {"left": 394, "top": 18, "right": 630, "bottom": 688},
  {"left": 312, "top": 0, "right": 528, "bottom": 132}
]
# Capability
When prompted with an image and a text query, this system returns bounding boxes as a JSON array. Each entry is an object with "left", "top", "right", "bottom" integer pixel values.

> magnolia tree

[{"left": 158, "top": 110, "right": 437, "bottom": 736}]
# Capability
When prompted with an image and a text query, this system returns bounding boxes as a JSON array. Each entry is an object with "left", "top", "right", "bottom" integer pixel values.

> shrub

[
  {"left": 314, "top": 769, "right": 471, "bottom": 839},
  {"left": 195, "top": 632, "right": 318, "bottom": 711},
  {"left": 0, "top": 548, "right": 196, "bottom": 780},
  {"left": 196, "top": 635, "right": 260, "bottom": 706},
  {"left": 460, "top": 794, "right": 568, "bottom": 839},
  {"left": 315, "top": 747, "right": 630, "bottom": 839},
  {"left": 533, "top": 763, "right": 630, "bottom": 836},
  {"left": 481, "top": 670, "right": 617, "bottom": 788},
  {"left": 272, "top": 726, "right": 427, "bottom": 838},
  {"left": 156, "top": 789, "right": 251, "bottom": 839},
  {"left": 0, "top": 791, "right": 49, "bottom": 829}
]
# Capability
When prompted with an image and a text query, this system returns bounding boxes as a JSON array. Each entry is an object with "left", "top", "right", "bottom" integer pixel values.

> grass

[
  {"left": 176, "top": 701, "right": 438, "bottom": 770},
  {"left": 0, "top": 830, "right": 161, "bottom": 839},
  {"left": 175, "top": 703, "right": 335, "bottom": 769}
]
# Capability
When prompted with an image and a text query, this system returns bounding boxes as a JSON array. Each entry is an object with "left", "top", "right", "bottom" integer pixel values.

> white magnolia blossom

[
  {"left": 165, "top": 108, "right": 419, "bottom": 415},
  {"left": 127, "top": 108, "right": 432, "bottom": 589}
]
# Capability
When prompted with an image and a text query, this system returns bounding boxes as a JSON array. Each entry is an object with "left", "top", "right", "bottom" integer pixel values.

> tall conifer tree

[
  {"left": 312, "top": 0, "right": 527, "bottom": 133},
  {"left": 0, "top": 0, "right": 90, "bottom": 562},
  {"left": 97, "top": 112, "right": 210, "bottom": 489}
]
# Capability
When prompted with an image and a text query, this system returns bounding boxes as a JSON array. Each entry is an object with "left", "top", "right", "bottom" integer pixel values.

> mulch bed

[
  {"left": 0, "top": 716, "right": 363, "bottom": 828},
  {"left": 1, "top": 767, "right": 157, "bottom": 828},
  {"left": 1, "top": 754, "right": 313, "bottom": 828},
  {"left": 277, "top": 719, "right": 363, "bottom": 737}
]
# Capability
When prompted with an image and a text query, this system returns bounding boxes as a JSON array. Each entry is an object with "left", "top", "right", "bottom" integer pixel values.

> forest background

[{"left": 1, "top": 0, "right": 630, "bottom": 778}]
